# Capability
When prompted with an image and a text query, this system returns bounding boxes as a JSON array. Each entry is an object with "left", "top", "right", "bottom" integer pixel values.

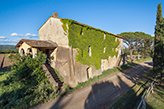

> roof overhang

[{"left": 15, "top": 39, "right": 58, "bottom": 49}]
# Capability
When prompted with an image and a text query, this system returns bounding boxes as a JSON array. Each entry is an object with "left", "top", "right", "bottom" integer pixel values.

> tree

[
  {"left": 118, "top": 32, "right": 137, "bottom": 62},
  {"left": 153, "top": 2, "right": 164, "bottom": 83},
  {"left": 135, "top": 32, "right": 154, "bottom": 58},
  {"left": 118, "top": 32, "right": 153, "bottom": 62}
]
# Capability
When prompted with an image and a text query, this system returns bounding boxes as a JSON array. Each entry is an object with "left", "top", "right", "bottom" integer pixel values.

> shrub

[{"left": 0, "top": 51, "right": 58, "bottom": 109}]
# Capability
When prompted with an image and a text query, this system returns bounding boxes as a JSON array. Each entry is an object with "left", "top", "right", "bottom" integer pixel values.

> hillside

[
  {"left": 0, "top": 45, "right": 18, "bottom": 53},
  {"left": 0, "top": 45, "right": 16, "bottom": 50}
]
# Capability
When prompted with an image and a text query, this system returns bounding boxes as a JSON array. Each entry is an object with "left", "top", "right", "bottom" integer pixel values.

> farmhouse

[{"left": 15, "top": 13, "right": 124, "bottom": 87}]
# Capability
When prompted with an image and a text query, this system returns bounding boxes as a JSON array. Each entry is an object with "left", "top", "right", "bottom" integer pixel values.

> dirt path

[
  {"left": 32, "top": 60, "right": 153, "bottom": 109},
  {"left": 0, "top": 54, "right": 13, "bottom": 69}
]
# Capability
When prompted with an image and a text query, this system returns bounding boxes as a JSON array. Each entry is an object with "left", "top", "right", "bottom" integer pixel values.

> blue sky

[{"left": 0, "top": 0, "right": 163, "bottom": 45}]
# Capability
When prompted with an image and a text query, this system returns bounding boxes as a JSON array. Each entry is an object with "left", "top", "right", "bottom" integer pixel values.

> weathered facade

[{"left": 16, "top": 13, "right": 124, "bottom": 87}]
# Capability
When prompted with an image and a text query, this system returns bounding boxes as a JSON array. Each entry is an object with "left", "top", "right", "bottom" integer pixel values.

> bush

[{"left": 0, "top": 51, "right": 58, "bottom": 109}]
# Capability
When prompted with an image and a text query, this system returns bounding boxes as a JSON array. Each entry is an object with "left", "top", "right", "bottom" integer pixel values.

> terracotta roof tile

[{"left": 15, "top": 39, "right": 58, "bottom": 48}]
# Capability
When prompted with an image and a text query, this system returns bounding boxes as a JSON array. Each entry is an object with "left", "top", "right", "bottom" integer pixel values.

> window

[
  {"left": 80, "top": 28, "right": 83, "bottom": 35},
  {"left": 104, "top": 33, "right": 106, "bottom": 39},
  {"left": 88, "top": 46, "right": 91, "bottom": 57},
  {"left": 103, "top": 47, "right": 106, "bottom": 53}
]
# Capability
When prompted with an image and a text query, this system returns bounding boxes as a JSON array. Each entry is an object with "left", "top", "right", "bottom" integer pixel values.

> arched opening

[
  {"left": 86, "top": 67, "right": 92, "bottom": 79},
  {"left": 20, "top": 48, "right": 25, "bottom": 56},
  {"left": 26, "top": 48, "right": 33, "bottom": 57}
]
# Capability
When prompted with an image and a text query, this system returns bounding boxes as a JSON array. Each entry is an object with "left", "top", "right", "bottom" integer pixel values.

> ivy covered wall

[{"left": 61, "top": 19, "right": 120, "bottom": 69}]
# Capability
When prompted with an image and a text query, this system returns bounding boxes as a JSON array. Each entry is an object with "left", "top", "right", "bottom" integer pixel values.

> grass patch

[
  {"left": 54, "top": 69, "right": 64, "bottom": 83},
  {"left": 133, "top": 57, "right": 152, "bottom": 63},
  {"left": 109, "top": 69, "right": 155, "bottom": 109},
  {"left": 146, "top": 77, "right": 164, "bottom": 109}
]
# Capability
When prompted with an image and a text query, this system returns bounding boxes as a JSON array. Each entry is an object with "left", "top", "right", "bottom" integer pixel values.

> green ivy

[{"left": 61, "top": 19, "right": 120, "bottom": 69}]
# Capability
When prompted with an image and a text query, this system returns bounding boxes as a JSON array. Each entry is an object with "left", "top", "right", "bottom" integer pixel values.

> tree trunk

[
  {"left": 138, "top": 50, "right": 140, "bottom": 60},
  {"left": 130, "top": 50, "right": 133, "bottom": 62}
]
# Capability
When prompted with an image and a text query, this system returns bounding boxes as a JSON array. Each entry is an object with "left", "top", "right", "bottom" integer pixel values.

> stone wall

[
  {"left": 39, "top": 17, "right": 69, "bottom": 48},
  {"left": 50, "top": 46, "right": 103, "bottom": 87}
]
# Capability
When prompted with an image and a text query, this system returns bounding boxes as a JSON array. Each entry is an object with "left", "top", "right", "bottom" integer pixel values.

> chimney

[{"left": 53, "top": 12, "right": 58, "bottom": 18}]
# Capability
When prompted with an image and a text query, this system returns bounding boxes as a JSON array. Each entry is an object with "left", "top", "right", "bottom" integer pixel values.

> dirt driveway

[
  {"left": 0, "top": 54, "right": 13, "bottom": 69},
  {"left": 32, "top": 60, "right": 153, "bottom": 109}
]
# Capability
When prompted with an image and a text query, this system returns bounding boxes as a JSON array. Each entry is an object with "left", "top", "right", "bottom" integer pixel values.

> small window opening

[
  {"left": 104, "top": 33, "right": 106, "bottom": 39},
  {"left": 80, "top": 28, "right": 83, "bottom": 35},
  {"left": 103, "top": 47, "right": 106, "bottom": 53},
  {"left": 88, "top": 46, "right": 91, "bottom": 57}
]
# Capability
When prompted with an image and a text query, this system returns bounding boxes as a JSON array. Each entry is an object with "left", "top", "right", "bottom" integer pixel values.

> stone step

[{"left": 44, "top": 64, "right": 63, "bottom": 90}]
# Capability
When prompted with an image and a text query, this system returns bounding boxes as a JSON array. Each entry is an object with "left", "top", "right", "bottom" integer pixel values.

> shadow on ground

[
  {"left": 144, "top": 62, "right": 153, "bottom": 66},
  {"left": 0, "top": 56, "right": 5, "bottom": 68},
  {"left": 84, "top": 76, "right": 129, "bottom": 109},
  {"left": 45, "top": 62, "right": 153, "bottom": 109}
]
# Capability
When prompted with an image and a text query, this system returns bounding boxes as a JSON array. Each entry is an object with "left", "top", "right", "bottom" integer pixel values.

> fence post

[{"left": 137, "top": 77, "right": 157, "bottom": 109}]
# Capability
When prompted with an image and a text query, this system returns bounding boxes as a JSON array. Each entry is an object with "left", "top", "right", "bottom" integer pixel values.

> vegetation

[
  {"left": 147, "top": 77, "right": 164, "bottom": 109},
  {"left": 0, "top": 52, "right": 58, "bottom": 109},
  {"left": 153, "top": 2, "right": 164, "bottom": 84},
  {"left": 110, "top": 70, "right": 155, "bottom": 109},
  {"left": 0, "top": 45, "right": 16, "bottom": 50},
  {"left": 0, "top": 45, "right": 18, "bottom": 53},
  {"left": 0, "top": 49, "right": 18, "bottom": 53},
  {"left": 133, "top": 57, "right": 152, "bottom": 63},
  {"left": 61, "top": 19, "right": 120, "bottom": 69},
  {"left": 118, "top": 32, "right": 153, "bottom": 62}
]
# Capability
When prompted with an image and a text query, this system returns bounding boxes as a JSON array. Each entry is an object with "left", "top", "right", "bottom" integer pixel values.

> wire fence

[{"left": 137, "top": 77, "right": 157, "bottom": 109}]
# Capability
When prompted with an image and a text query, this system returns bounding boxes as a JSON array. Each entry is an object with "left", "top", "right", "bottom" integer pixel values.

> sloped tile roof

[{"left": 15, "top": 39, "right": 58, "bottom": 48}]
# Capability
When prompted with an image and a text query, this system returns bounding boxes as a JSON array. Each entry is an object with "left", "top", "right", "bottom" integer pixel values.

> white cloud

[
  {"left": 0, "top": 36, "right": 7, "bottom": 39},
  {"left": 0, "top": 38, "right": 20, "bottom": 45},
  {"left": 10, "top": 32, "right": 38, "bottom": 38},
  {"left": 10, "top": 33, "right": 19, "bottom": 36},
  {"left": 25, "top": 33, "right": 38, "bottom": 38},
  {"left": 25, "top": 33, "right": 31, "bottom": 36},
  {"left": 32, "top": 34, "right": 37, "bottom": 37}
]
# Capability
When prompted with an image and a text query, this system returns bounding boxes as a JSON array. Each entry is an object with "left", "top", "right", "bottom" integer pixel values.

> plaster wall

[
  {"left": 19, "top": 42, "right": 37, "bottom": 58},
  {"left": 39, "top": 17, "right": 69, "bottom": 48},
  {"left": 51, "top": 46, "right": 103, "bottom": 87}
]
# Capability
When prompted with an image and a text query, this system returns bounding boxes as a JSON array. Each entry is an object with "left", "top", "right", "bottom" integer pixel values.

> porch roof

[{"left": 15, "top": 39, "right": 58, "bottom": 49}]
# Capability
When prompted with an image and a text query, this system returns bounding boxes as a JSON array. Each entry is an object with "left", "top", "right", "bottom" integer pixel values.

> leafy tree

[
  {"left": 118, "top": 32, "right": 137, "bottom": 62},
  {"left": 134, "top": 32, "right": 154, "bottom": 58},
  {"left": 118, "top": 32, "right": 153, "bottom": 62},
  {"left": 153, "top": 2, "right": 164, "bottom": 83}
]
